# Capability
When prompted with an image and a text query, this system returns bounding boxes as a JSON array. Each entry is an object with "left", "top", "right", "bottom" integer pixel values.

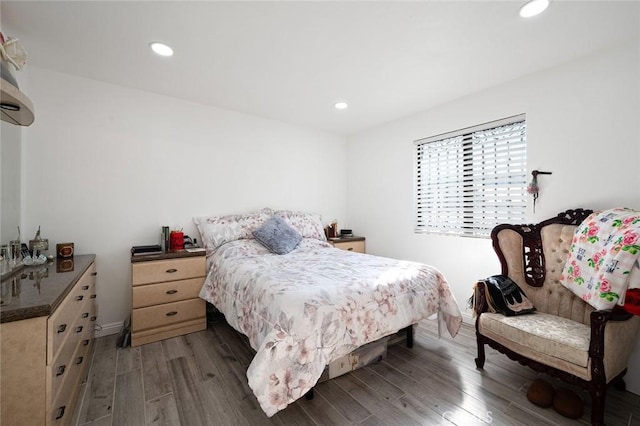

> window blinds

[{"left": 415, "top": 115, "right": 527, "bottom": 237}]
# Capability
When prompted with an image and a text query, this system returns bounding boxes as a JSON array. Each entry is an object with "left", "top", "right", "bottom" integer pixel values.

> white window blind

[{"left": 414, "top": 115, "right": 527, "bottom": 238}]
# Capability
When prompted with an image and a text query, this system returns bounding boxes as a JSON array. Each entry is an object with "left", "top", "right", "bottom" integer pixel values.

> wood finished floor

[{"left": 73, "top": 319, "right": 640, "bottom": 426}]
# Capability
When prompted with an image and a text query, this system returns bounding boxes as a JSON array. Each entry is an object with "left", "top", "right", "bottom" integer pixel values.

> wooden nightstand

[
  {"left": 131, "top": 250, "right": 206, "bottom": 346},
  {"left": 329, "top": 236, "right": 366, "bottom": 253}
]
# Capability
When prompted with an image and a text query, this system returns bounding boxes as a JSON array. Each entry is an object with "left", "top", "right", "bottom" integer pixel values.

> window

[{"left": 414, "top": 114, "right": 527, "bottom": 238}]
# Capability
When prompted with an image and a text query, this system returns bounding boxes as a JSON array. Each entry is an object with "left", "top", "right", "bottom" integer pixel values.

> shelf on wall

[{"left": 1, "top": 76, "right": 34, "bottom": 126}]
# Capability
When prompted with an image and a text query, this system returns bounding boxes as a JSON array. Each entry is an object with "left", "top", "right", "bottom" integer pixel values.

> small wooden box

[{"left": 56, "top": 242, "right": 74, "bottom": 258}]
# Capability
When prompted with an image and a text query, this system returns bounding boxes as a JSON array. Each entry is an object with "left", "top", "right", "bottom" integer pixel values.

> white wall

[
  {"left": 21, "top": 67, "right": 347, "bottom": 333},
  {"left": 1, "top": 70, "right": 28, "bottom": 245},
  {"left": 0, "top": 121, "right": 21, "bottom": 245},
  {"left": 346, "top": 40, "right": 640, "bottom": 391}
]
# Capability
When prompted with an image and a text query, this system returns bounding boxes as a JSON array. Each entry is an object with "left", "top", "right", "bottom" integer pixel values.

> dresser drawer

[
  {"left": 132, "top": 277, "right": 203, "bottom": 309},
  {"left": 48, "top": 333, "right": 78, "bottom": 403},
  {"left": 47, "top": 265, "right": 96, "bottom": 364},
  {"left": 132, "top": 257, "right": 205, "bottom": 286},
  {"left": 333, "top": 240, "right": 365, "bottom": 253},
  {"left": 49, "top": 331, "right": 93, "bottom": 426},
  {"left": 72, "top": 297, "right": 97, "bottom": 346},
  {"left": 48, "top": 297, "right": 96, "bottom": 390},
  {"left": 132, "top": 298, "right": 205, "bottom": 332}
]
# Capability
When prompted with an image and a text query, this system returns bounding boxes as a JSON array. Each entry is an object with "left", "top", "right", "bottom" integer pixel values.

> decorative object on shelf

[
  {"left": 23, "top": 254, "right": 47, "bottom": 266},
  {"left": 527, "top": 170, "right": 552, "bottom": 213},
  {"left": 29, "top": 226, "right": 49, "bottom": 258},
  {"left": 0, "top": 32, "right": 26, "bottom": 88},
  {"left": 56, "top": 242, "right": 75, "bottom": 258},
  {"left": 9, "top": 226, "right": 22, "bottom": 268},
  {"left": 0, "top": 244, "right": 9, "bottom": 274}
]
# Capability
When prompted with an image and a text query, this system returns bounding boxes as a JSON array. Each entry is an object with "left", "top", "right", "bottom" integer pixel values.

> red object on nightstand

[{"left": 169, "top": 231, "right": 184, "bottom": 250}]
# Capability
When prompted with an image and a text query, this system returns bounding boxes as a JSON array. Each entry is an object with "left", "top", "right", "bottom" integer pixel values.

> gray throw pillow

[{"left": 252, "top": 216, "right": 302, "bottom": 254}]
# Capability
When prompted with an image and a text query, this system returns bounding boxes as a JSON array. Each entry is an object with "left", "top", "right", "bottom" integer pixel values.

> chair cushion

[{"left": 479, "top": 312, "right": 590, "bottom": 367}]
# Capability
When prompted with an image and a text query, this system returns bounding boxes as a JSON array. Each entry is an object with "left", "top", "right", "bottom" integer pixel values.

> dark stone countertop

[{"left": 0, "top": 254, "right": 96, "bottom": 324}]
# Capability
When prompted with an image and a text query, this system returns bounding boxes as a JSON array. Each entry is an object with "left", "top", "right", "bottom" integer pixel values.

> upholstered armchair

[{"left": 474, "top": 209, "right": 640, "bottom": 425}]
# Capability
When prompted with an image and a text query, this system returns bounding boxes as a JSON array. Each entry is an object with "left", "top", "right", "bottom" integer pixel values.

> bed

[{"left": 195, "top": 208, "right": 463, "bottom": 416}]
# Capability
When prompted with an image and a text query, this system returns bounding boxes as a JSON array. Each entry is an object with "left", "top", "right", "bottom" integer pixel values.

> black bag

[{"left": 475, "top": 275, "right": 535, "bottom": 316}]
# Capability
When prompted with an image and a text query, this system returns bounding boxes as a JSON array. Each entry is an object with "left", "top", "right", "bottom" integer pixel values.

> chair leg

[
  {"left": 589, "top": 381, "right": 606, "bottom": 426},
  {"left": 475, "top": 332, "right": 486, "bottom": 369},
  {"left": 305, "top": 388, "right": 314, "bottom": 400}
]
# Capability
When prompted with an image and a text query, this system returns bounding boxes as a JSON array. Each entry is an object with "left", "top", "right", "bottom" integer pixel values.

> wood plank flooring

[{"left": 73, "top": 318, "right": 640, "bottom": 425}]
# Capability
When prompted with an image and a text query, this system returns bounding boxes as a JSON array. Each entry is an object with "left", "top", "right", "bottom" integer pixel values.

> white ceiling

[{"left": 1, "top": 1, "right": 639, "bottom": 135}]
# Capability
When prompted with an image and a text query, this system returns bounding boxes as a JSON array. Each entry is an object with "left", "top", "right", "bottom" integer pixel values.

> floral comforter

[{"left": 199, "top": 238, "right": 463, "bottom": 416}]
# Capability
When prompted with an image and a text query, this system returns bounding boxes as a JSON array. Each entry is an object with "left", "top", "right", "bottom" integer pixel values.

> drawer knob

[
  {"left": 76, "top": 295, "right": 84, "bottom": 301},
  {"left": 75, "top": 326, "right": 84, "bottom": 333},
  {"left": 82, "top": 285, "right": 89, "bottom": 290},
  {"left": 90, "top": 294, "right": 97, "bottom": 299},
  {"left": 76, "top": 356, "right": 84, "bottom": 365},
  {"left": 56, "top": 365, "right": 66, "bottom": 376},
  {"left": 91, "top": 272, "right": 97, "bottom": 276},
  {"left": 57, "top": 324, "right": 67, "bottom": 333},
  {"left": 82, "top": 312, "right": 89, "bottom": 318},
  {"left": 166, "top": 311, "right": 178, "bottom": 317},
  {"left": 347, "top": 247, "right": 353, "bottom": 251},
  {"left": 166, "top": 289, "right": 178, "bottom": 295},
  {"left": 91, "top": 316, "right": 97, "bottom": 321},
  {"left": 82, "top": 339, "right": 90, "bottom": 346},
  {"left": 55, "top": 406, "right": 66, "bottom": 420},
  {"left": 166, "top": 268, "right": 178, "bottom": 273}
]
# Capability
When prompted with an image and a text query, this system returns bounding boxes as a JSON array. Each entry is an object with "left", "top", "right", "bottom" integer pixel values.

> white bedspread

[{"left": 199, "top": 238, "right": 462, "bottom": 416}]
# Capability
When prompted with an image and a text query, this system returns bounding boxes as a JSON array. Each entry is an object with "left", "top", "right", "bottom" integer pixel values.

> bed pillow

[
  {"left": 252, "top": 216, "right": 303, "bottom": 254},
  {"left": 274, "top": 210, "right": 326, "bottom": 241},
  {"left": 194, "top": 208, "right": 274, "bottom": 254}
]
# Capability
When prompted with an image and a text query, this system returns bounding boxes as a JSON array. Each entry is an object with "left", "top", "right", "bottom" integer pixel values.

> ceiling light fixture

[
  {"left": 519, "top": 0, "right": 550, "bottom": 18},
  {"left": 150, "top": 42, "right": 174, "bottom": 57},
  {"left": 335, "top": 102, "right": 348, "bottom": 110}
]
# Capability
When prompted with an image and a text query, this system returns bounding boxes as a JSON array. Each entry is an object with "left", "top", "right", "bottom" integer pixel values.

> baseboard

[
  {"left": 461, "top": 310, "right": 475, "bottom": 325},
  {"left": 95, "top": 321, "right": 124, "bottom": 338}
]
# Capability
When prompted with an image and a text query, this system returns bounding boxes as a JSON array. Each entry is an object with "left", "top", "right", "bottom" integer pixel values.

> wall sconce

[{"left": 527, "top": 170, "right": 552, "bottom": 212}]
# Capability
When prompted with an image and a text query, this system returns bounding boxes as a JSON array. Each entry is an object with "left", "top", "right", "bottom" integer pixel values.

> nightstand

[
  {"left": 130, "top": 250, "right": 206, "bottom": 346},
  {"left": 329, "top": 236, "right": 366, "bottom": 253}
]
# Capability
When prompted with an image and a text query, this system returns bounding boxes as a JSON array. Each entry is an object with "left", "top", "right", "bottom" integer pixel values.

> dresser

[
  {"left": 329, "top": 236, "right": 366, "bottom": 253},
  {"left": 0, "top": 254, "right": 97, "bottom": 426},
  {"left": 131, "top": 250, "right": 206, "bottom": 347}
]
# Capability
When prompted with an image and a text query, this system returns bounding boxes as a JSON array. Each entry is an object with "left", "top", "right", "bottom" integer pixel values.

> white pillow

[
  {"left": 273, "top": 209, "right": 326, "bottom": 241},
  {"left": 194, "top": 208, "right": 274, "bottom": 254}
]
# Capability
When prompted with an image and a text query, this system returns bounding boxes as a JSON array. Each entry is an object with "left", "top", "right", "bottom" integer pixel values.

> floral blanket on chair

[{"left": 560, "top": 207, "right": 640, "bottom": 312}]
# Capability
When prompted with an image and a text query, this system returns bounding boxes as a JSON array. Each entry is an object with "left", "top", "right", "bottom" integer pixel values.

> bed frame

[{"left": 305, "top": 324, "right": 414, "bottom": 400}]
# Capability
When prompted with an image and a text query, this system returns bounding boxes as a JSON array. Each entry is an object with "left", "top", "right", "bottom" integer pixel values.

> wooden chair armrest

[{"left": 588, "top": 308, "right": 632, "bottom": 358}]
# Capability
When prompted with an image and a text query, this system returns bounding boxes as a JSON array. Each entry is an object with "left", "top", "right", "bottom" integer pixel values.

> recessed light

[
  {"left": 150, "top": 42, "right": 174, "bottom": 57},
  {"left": 519, "top": 0, "right": 550, "bottom": 18},
  {"left": 335, "top": 102, "right": 348, "bottom": 110}
]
